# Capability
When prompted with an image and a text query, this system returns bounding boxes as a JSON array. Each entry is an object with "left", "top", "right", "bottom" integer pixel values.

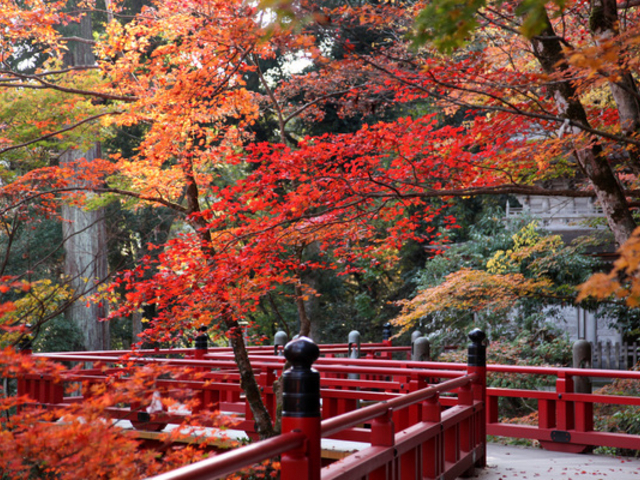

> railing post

[
  {"left": 572, "top": 340, "right": 592, "bottom": 394},
  {"left": 422, "top": 394, "right": 444, "bottom": 480},
  {"left": 348, "top": 330, "right": 361, "bottom": 382},
  {"left": 382, "top": 323, "right": 392, "bottom": 360},
  {"left": 556, "top": 372, "right": 574, "bottom": 431},
  {"left": 370, "top": 408, "right": 395, "bottom": 480},
  {"left": 412, "top": 337, "right": 430, "bottom": 362},
  {"left": 281, "top": 337, "right": 321, "bottom": 480},
  {"left": 411, "top": 330, "right": 422, "bottom": 361},
  {"left": 194, "top": 325, "right": 208, "bottom": 360},
  {"left": 467, "top": 328, "right": 487, "bottom": 468},
  {"left": 274, "top": 330, "right": 288, "bottom": 356}
]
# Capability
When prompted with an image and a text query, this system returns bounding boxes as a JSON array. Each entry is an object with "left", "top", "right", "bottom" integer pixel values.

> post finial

[
  {"left": 284, "top": 336, "right": 320, "bottom": 369},
  {"left": 282, "top": 336, "right": 320, "bottom": 418},
  {"left": 468, "top": 329, "right": 486, "bottom": 367},
  {"left": 468, "top": 328, "right": 486, "bottom": 344}
]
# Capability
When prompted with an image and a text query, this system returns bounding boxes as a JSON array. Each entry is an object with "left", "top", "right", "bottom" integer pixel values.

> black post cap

[
  {"left": 284, "top": 336, "right": 320, "bottom": 368},
  {"left": 382, "top": 322, "right": 392, "bottom": 341},
  {"left": 468, "top": 329, "right": 486, "bottom": 367},
  {"left": 17, "top": 324, "right": 34, "bottom": 352},
  {"left": 195, "top": 326, "right": 208, "bottom": 350},
  {"left": 282, "top": 337, "right": 320, "bottom": 417}
]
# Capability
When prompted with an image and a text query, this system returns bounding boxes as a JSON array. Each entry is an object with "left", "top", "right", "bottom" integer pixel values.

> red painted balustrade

[{"left": 14, "top": 331, "right": 640, "bottom": 478}]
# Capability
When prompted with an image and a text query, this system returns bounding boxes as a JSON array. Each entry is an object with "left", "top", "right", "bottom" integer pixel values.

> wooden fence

[{"left": 590, "top": 341, "right": 640, "bottom": 369}]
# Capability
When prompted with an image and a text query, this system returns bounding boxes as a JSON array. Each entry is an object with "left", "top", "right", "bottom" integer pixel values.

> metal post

[
  {"left": 572, "top": 340, "right": 594, "bottom": 441},
  {"left": 348, "top": 330, "right": 361, "bottom": 359},
  {"left": 194, "top": 325, "right": 208, "bottom": 360},
  {"left": 348, "top": 330, "right": 361, "bottom": 381},
  {"left": 382, "top": 322, "right": 392, "bottom": 341},
  {"left": 382, "top": 322, "right": 392, "bottom": 360},
  {"left": 280, "top": 337, "right": 321, "bottom": 480},
  {"left": 412, "top": 337, "right": 430, "bottom": 362},
  {"left": 16, "top": 325, "right": 34, "bottom": 411},
  {"left": 17, "top": 324, "right": 34, "bottom": 355},
  {"left": 274, "top": 330, "right": 289, "bottom": 356},
  {"left": 411, "top": 330, "right": 423, "bottom": 361},
  {"left": 572, "top": 340, "right": 592, "bottom": 394},
  {"left": 467, "top": 328, "right": 487, "bottom": 468}
]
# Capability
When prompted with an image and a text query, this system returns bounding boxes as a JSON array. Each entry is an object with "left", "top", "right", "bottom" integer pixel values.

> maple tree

[
  {"left": 392, "top": 212, "right": 597, "bottom": 345},
  {"left": 1, "top": 0, "right": 640, "bottom": 469},
  {"left": 0, "top": 348, "right": 241, "bottom": 479}
]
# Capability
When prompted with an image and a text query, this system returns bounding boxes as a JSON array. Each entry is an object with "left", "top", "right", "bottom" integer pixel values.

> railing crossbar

[
  {"left": 147, "top": 432, "right": 306, "bottom": 480},
  {"left": 321, "top": 374, "right": 473, "bottom": 437}
]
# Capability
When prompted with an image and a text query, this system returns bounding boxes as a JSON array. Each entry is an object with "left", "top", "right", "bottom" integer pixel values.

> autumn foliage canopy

[{"left": 2, "top": 0, "right": 640, "bottom": 475}]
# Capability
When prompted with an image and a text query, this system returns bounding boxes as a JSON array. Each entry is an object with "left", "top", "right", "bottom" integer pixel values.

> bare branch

[
  {"left": 283, "top": 86, "right": 366, "bottom": 126},
  {"left": 61, "top": 36, "right": 96, "bottom": 45},
  {"left": 618, "top": 0, "right": 640, "bottom": 8},
  {"left": 0, "top": 112, "right": 120, "bottom": 155},
  {"left": 5, "top": 70, "right": 136, "bottom": 102},
  {"left": 0, "top": 186, "right": 189, "bottom": 217},
  {"left": 360, "top": 56, "right": 640, "bottom": 148}
]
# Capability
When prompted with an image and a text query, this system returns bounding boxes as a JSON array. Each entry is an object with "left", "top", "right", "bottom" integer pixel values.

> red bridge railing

[
  {"left": 145, "top": 330, "right": 487, "bottom": 480},
  {"left": 485, "top": 364, "right": 640, "bottom": 453},
  {"left": 14, "top": 330, "right": 640, "bottom": 479}
]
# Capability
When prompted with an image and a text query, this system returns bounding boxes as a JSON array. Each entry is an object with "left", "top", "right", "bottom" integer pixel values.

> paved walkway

[{"left": 477, "top": 443, "right": 640, "bottom": 479}]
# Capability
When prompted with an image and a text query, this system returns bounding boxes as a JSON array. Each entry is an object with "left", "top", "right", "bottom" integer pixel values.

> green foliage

[
  {"left": 412, "top": 0, "right": 486, "bottom": 52},
  {"left": 0, "top": 67, "right": 109, "bottom": 168},
  {"left": 0, "top": 280, "right": 74, "bottom": 348},
  {"left": 33, "top": 315, "right": 84, "bottom": 352},
  {"left": 442, "top": 329, "right": 572, "bottom": 419},
  {"left": 593, "top": 377, "right": 640, "bottom": 457},
  {"left": 0, "top": 218, "right": 63, "bottom": 281},
  {"left": 411, "top": 0, "right": 567, "bottom": 52},
  {"left": 393, "top": 205, "right": 599, "bottom": 346}
]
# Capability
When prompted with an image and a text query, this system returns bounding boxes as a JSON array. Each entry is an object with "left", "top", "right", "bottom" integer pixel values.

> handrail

[
  {"left": 321, "top": 373, "right": 473, "bottom": 437},
  {"left": 35, "top": 354, "right": 463, "bottom": 380},
  {"left": 486, "top": 364, "right": 640, "bottom": 379},
  {"left": 146, "top": 431, "right": 306, "bottom": 480},
  {"left": 34, "top": 342, "right": 409, "bottom": 358}
]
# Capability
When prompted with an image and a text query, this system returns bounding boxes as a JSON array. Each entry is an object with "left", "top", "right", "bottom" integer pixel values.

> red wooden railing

[
  {"left": 485, "top": 364, "right": 640, "bottom": 453},
  {"left": 13, "top": 330, "right": 640, "bottom": 479},
  {"left": 146, "top": 332, "right": 486, "bottom": 480}
]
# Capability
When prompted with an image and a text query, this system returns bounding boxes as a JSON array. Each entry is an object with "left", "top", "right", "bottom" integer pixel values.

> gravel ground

[{"left": 473, "top": 443, "right": 640, "bottom": 479}]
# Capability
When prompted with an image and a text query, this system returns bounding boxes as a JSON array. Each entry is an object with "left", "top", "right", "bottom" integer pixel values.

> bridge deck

[{"left": 480, "top": 443, "right": 639, "bottom": 479}]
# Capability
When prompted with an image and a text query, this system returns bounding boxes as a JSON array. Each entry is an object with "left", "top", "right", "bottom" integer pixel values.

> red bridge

[{"left": 16, "top": 330, "right": 640, "bottom": 479}]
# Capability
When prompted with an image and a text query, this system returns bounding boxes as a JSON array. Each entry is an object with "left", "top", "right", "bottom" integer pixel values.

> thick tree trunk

[
  {"left": 61, "top": 145, "right": 110, "bottom": 350},
  {"left": 59, "top": 8, "right": 110, "bottom": 350},
  {"left": 589, "top": 0, "right": 640, "bottom": 171},
  {"left": 529, "top": 13, "right": 637, "bottom": 246}
]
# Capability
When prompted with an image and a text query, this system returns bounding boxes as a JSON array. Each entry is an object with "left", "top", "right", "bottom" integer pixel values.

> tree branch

[
  {"left": 0, "top": 112, "right": 120, "bottom": 155},
  {"left": 359, "top": 56, "right": 640, "bottom": 148},
  {"left": 0, "top": 186, "right": 188, "bottom": 217},
  {"left": 4, "top": 70, "right": 136, "bottom": 102}
]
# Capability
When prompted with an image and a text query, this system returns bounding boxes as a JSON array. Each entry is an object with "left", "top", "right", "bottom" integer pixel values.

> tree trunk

[
  {"left": 184, "top": 160, "right": 275, "bottom": 438},
  {"left": 529, "top": 12, "right": 637, "bottom": 246},
  {"left": 589, "top": 0, "right": 640, "bottom": 172},
  {"left": 61, "top": 145, "right": 110, "bottom": 350},
  {"left": 227, "top": 317, "right": 275, "bottom": 439},
  {"left": 295, "top": 283, "right": 312, "bottom": 338},
  {"left": 59, "top": 8, "right": 110, "bottom": 350}
]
